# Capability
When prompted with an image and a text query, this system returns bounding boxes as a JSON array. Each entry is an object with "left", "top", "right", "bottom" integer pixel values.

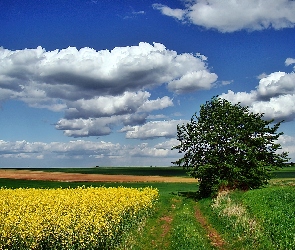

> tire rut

[{"left": 195, "top": 205, "right": 226, "bottom": 249}]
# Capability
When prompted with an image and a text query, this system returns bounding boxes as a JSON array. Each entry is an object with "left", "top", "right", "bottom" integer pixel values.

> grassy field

[
  {"left": 12, "top": 166, "right": 189, "bottom": 177},
  {"left": 271, "top": 166, "right": 295, "bottom": 179},
  {"left": 0, "top": 166, "right": 295, "bottom": 249}
]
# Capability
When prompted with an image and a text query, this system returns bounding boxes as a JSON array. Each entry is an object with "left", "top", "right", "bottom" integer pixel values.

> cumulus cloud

[
  {"left": 0, "top": 43, "right": 216, "bottom": 104},
  {"left": 153, "top": 3, "right": 186, "bottom": 20},
  {"left": 127, "top": 139, "right": 184, "bottom": 160},
  {"left": 285, "top": 57, "right": 295, "bottom": 66},
  {"left": 154, "top": 138, "right": 180, "bottom": 150},
  {"left": 220, "top": 90, "right": 258, "bottom": 106},
  {"left": 276, "top": 135, "right": 295, "bottom": 161},
  {"left": 0, "top": 139, "right": 120, "bottom": 159},
  {"left": 64, "top": 91, "right": 173, "bottom": 119},
  {"left": 1, "top": 136, "right": 291, "bottom": 164},
  {"left": 129, "top": 143, "right": 169, "bottom": 157},
  {"left": 56, "top": 113, "right": 152, "bottom": 138},
  {"left": 153, "top": 0, "right": 295, "bottom": 32},
  {"left": 120, "top": 120, "right": 187, "bottom": 139},
  {"left": 138, "top": 96, "right": 173, "bottom": 112},
  {"left": 0, "top": 139, "right": 180, "bottom": 164},
  {"left": 220, "top": 61, "right": 295, "bottom": 121},
  {"left": 167, "top": 70, "right": 217, "bottom": 94},
  {"left": 0, "top": 43, "right": 216, "bottom": 137},
  {"left": 250, "top": 95, "right": 295, "bottom": 121},
  {"left": 55, "top": 117, "right": 122, "bottom": 137}
]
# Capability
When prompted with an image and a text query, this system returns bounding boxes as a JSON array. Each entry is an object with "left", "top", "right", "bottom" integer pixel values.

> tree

[{"left": 173, "top": 96, "right": 289, "bottom": 198}]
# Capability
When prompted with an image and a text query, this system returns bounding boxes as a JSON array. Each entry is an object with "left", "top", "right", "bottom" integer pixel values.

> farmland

[
  {"left": 0, "top": 166, "right": 295, "bottom": 249},
  {"left": 0, "top": 186, "right": 158, "bottom": 249}
]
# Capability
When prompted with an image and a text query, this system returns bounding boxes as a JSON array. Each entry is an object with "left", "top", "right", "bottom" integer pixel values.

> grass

[
  {"left": 11, "top": 166, "right": 189, "bottom": 177},
  {"left": 1, "top": 166, "right": 295, "bottom": 249},
  {"left": 196, "top": 167, "right": 295, "bottom": 250},
  {"left": 0, "top": 178, "right": 196, "bottom": 192},
  {"left": 271, "top": 166, "right": 295, "bottom": 179},
  {"left": 119, "top": 188, "right": 214, "bottom": 250},
  {"left": 243, "top": 186, "right": 295, "bottom": 249},
  {"left": 198, "top": 191, "right": 275, "bottom": 250}
]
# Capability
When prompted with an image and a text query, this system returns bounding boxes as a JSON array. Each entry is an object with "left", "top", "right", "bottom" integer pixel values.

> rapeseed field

[{"left": 0, "top": 186, "right": 158, "bottom": 249}]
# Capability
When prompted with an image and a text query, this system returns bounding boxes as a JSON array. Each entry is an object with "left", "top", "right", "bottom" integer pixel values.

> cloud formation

[
  {"left": 1, "top": 133, "right": 291, "bottom": 165},
  {"left": 221, "top": 59, "right": 295, "bottom": 121},
  {"left": 0, "top": 43, "right": 216, "bottom": 137},
  {"left": 0, "top": 140, "right": 120, "bottom": 159},
  {"left": 0, "top": 43, "right": 216, "bottom": 104},
  {"left": 120, "top": 120, "right": 187, "bottom": 139},
  {"left": 0, "top": 139, "right": 180, "bottom": 163},
  {"left": 153, "top": 0, "right": 295, "bottom": 32},
  {"left": 277, "top": 135, "right": 295, "bottom": 161},
  {"left": 64, "top": 91, "right": 173, "bottom": 119}
]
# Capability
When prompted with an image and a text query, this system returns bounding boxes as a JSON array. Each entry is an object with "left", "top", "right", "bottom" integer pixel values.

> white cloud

[
  {"left": 130, "top": 143, "right": 169, "bottom": 157},
  {"left": 250, "top": 95, "right": 295, "bottom": 121},
  {"left": 138, "top": 96, "right": 173, "bottom": 112},
  {"left": 133, "top": 11, "right": 145, "bottom": 15},
  {"left": 147, "top": 114, "right": 168, "bottom": 120},
  {"left": 167, "top": 70, "right": 217, "bottom": 94},
  {"left": 153, "top": 3, "right": 186, "bottom": 20},
  {"left": 285, "top": 57, "right": 295, "bottom": 66},
  {"left": 65, "top": 91, "right": 152, "bottom": 119},
  {"left": 55, "top": 117, "right": 118, "bottom": 137},
  {"left": 0, "top": 43, "right": 216, "bottom": 137},
  {"left": 276, "top": 135, "right": 295, "bottom": 161},
  {"left": 56, "top": 112, "right": 151, "bottom": 138},
  {"left": 154, "top": 138, "right": 180, "bottom": 150},
  {"left": 154, "top": 0, "right": 295, "bottom": 32},
  {"left": 256, "top": 72, "right": 295, "bottom": 98},
  {"left": 0, "top": 43, "right": 216, "bottom": 102},
  {"left": 0, "top": 139, "right": 181, "bottom": 164},
  {"left": 59, "top": 92, "right": 174, "bottom": 136},
  {"left": 0, "top": 139, "right": 121, "bottom": 159},
  {"left": 120, "top": 120, "right": 187, "bottom": 139},
  {"left": 220, "top": 61, "right": 295, "bottom": 121},
  {"left": 220, "top": 90, "right": 258, "bottom": 106},
  {"left": 221, "top": 80, "right": 233, "bottom": 86}
]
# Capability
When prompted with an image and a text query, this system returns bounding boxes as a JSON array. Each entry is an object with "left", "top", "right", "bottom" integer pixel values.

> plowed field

[{"left": 0, "top": 169, "right": 198, "bottom": 183}]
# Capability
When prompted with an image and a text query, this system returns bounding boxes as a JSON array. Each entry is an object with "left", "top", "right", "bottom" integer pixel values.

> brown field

[{"left": 0, "top": 169, "right": 198, "bottom": 183}]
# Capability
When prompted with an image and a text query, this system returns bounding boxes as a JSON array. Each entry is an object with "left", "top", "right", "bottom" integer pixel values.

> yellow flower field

[{"left": 0, "top": 186, "right": 158, "bottom": 249}]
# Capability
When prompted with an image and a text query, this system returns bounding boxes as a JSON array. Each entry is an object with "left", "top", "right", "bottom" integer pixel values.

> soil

[
  {"left": 0, "top": 169, "right": 198, "bottom": 183},
  {"left": 160, "top": 215, "right": 173, "bottom": 238},
  {"left": 195, "top": 205, "right": 226, "bottom": 249}
]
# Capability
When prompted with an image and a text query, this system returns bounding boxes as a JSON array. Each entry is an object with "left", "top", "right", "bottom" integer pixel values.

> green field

[
  {"left": 271, "top": 166, "right": 295, "bottom": 179},
  {"left": 0, "top": 166, "right": 295, "bottom": 249},
  {"left": 12, "top": 166, "right": 189, "bottom": 177}
]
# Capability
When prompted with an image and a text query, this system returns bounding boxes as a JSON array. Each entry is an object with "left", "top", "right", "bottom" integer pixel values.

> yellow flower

[{"left": 0, "top": 186, "right": 158, "bottom": 249}]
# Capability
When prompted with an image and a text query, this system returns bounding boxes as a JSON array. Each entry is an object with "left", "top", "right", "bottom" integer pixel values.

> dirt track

[{"left": 0, "top": 169, "right": 198, "bottom": 183}]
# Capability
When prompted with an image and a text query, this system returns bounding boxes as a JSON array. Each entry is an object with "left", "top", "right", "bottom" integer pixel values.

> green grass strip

[
  {"left": 242, "top": 186, "right": 295, "bottom": 250},
  {"left": 170, "top": 199, "right": 214, "bottom": 250}
]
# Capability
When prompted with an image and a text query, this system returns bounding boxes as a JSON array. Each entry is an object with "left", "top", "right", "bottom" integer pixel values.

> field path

[
  {"left": 195, "top": 205, "right": 226, "bottom": 249},
  {"left": 0, "top": 169, "right": 198, "bottom": 183}
]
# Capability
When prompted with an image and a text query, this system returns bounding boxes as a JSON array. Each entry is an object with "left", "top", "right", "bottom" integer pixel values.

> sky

[{"left": 0, "top": 0, "right": 295, "bottom": 168}]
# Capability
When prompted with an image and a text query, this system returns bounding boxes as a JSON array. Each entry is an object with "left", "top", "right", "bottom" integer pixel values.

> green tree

[{"left": 173, "top": 97, "right": 289, "bottom": 198}]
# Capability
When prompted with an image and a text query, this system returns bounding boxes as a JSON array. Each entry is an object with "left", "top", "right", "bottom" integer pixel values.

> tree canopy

[{"left": 173, "top": 97, "right": 289, "bottom": 198}]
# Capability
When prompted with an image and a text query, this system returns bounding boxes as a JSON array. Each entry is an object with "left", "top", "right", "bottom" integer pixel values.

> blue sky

[{"left": 1, "top": 0, "right": 295, "bottom": 167}]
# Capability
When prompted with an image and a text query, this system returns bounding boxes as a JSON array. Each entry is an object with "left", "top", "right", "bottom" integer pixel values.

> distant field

[
  {"left": 12, "top": 166, "right": 189, "bottom": 177},
  {"left": 0, "top": 168, "right": 196, "bottom": 183},
  {"left": 10, "top": 165, "right": 295, "bottom": 179},
  {"left": 271, "top": 166, "right": 295, "bottom": 179}
]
